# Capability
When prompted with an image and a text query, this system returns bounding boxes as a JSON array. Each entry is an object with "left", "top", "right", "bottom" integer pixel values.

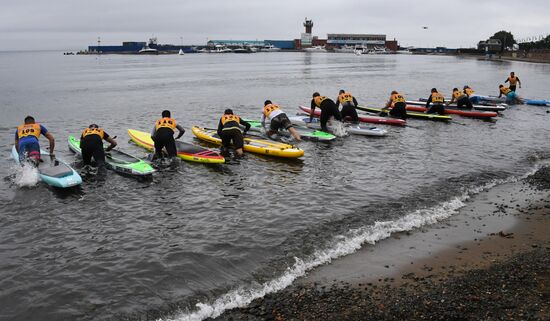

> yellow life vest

[
  {"left": 500, "top": 87, "right": 512, "bottom": 95},
  {"left": 155, "top": 117, "right": 177, "bottom": 130},
  {"left": 221, "top": 114, "right": 240, "bottom": 126},
  {"left": 313, "top": 96, "right": 327, "bottom": 107},
  {"left": 338, "top": 92, "right": 353, "bottom": 104},
  {"left": 431, "top": 92, "right": 444, "bottom": 103},
  {"left": 17, "top": 123, "right": 41, "bottom": 139},
  {"left": 391, "top": 93, "right": 405, "bottom": 104},
  {"left": 453, "top": 90, "right": 464, "bottom": 99},
  {"left": 263, "top": 104, "right": 281, "bottom": 118},
  {"left": 508, "top": 76, "right": 518, "bottom": 85},
  {"left": 464, "top": 88, "right": 474, "bottom": 96},
  {"left": 82, "top": 127, "right": 104, "bottom": 139}
]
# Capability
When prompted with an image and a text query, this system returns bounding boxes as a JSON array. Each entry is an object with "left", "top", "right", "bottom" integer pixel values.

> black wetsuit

[
  {"left": 217, "top": 117, "right": 251, "bottom": 150},
  {"left": 81, "top": 131, "right": 110, "bottom": 166},
  {"left": 425, "top": 94, "right": 446, "bottom": 115},
  {"left": 151, "top": 124, "right": 185, "bottom": 158},
  {"left": 505, "top": 77, "right": 520, "bottom": 92},
  {"left": 335, "top": 96, "right": 359, "bottom": 122},
  {"left": 456, "top": 95, "right": 473, "bottom": 109},
  {"left": 389, "top": 102, "right": 407, "bottom": 119},
  {"left": 310, "top": 98, "right": 342, "bottom": 131}
]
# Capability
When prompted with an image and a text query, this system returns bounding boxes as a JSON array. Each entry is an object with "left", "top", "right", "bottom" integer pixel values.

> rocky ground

[{"left": 213, "top": 166, "right": 550, "bottom": 321}]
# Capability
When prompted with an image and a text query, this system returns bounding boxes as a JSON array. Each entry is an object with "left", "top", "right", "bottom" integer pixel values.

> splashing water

[
  {"left": 14, "top": 164, "right": 40, "bottom": 187},
  {"left": 329, "top": 120, "right": 347, "bottom": 137}
]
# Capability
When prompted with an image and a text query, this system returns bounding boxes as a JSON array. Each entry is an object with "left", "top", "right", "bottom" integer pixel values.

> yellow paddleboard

[
  {"left": 128, "top": 129, "right": 225, "bottom": 164},
  {"left": 191, "top": 126, "right": 304, "bottom": 159}
]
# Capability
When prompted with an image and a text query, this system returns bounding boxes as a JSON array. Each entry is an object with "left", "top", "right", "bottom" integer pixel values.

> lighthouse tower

[{"left": 301, "top": 18, "right": 314, "bottom": 47}]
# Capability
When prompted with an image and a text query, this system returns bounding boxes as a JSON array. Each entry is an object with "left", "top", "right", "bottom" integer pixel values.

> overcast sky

[{"left": 1, "top": 0, "right": 549, "bottom": 50}]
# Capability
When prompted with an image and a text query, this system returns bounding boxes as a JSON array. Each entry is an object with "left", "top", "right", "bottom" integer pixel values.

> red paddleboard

[
  {"left": 405, "top": 105, "right": 497, "bottom": 119},
  {"left": 299, "top": 106, "right": 406, "bottom": 126}
]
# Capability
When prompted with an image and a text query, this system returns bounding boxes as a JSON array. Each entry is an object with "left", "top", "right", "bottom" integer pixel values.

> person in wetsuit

[
  {"left": 447, "top": 88, "right": 473, "bottom": 109},
  {"left": 151, "top": 110, "right": 185, "bottom": 159},
  {"left": 310, "top": 92, "right": 342, "bottom": 132},
  {"left": 504, "top": 72, "right": 521, "bottom": 92},
  {"left": 14, "top": 116, "right": 55, "bottom": 163},
  {"left": 217, "top": 108, "right": 251, "bottom": 157},
  {"left": 384, "top": 91, "right": 407, "bottom": 119},
  {"left": 80, "top": 124, "right": 117, "bottom": 167},
  {"left": 424, "top": 88, "right": 446, "bottom": 115},
  {"left": 498, "top": 84, "right": 523, "bottom": 105},
  {"left": 335, "top": 89, "right": 359, "bottom": 122},
  {"left": 261, "top": 100, "right": 301, "bottom": 141},
  {"left": 463, "top": 85, "right": 479, "bottom": 104}
]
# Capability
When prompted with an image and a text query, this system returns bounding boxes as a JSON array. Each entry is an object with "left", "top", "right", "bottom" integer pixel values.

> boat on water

[
  {"left": 178, "top": 49, "right": 184, "bottom": 55},
  {"left": 260, "top": 44, "right": 281, "bottom": 52},
  {"left": 207, "top": 45, "right": 233, "bottom": 53},
  {"left": 333, "top": 45, "right": 355, "bottom": 53},
  {"left": 304, "top": 46, "right": 327, "bottom": 52},
  {"left": 138, "top": 46, "right": 159, "bottom": 55},
  {"left": 233, "top": 45, "right": 257, "bottom": 53}
]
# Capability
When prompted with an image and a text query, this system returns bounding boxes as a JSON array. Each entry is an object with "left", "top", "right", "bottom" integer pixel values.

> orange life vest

[
  {"left": 221, "top": 114, "right": 240, "bottom": 126},
  {"left": 431, "top": 92, "right": 444, "bottom": 103},
  {"left": 82, "top": 127, "right": 104, "bottom": 139},
  {"left": 464, "top": 88, "right": 474, "bottom": 96},
  {"left": 313, "top": 96, "right": 328, "bottom": 107},
  {"left": 508, "top": 75, "right": 518, "bottom": 85},
  {"left": 453, "top": 90, "right": 464, "bottom": 99},
  {"left": 17, "top": 123, "right": 41, "bottom": 139},
  {"left": 390, "top": 93, "right": 405, "bottom": 107},
  {"left": 500, "top": 87, "right": 512, "bottom": 95},
  {"left": 155, "top": 117, "right": 177, "bottom": 130},
  {"left": 263, "top": 104, "right": 281, "bottom": 118},
  {"left": 338, "top": 92, "right": 354, "bottom": 104}
]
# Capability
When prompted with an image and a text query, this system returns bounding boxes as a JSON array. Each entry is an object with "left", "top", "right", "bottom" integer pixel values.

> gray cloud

[{"left": 1, "top": 0, "right": 549, "bottom": 50}]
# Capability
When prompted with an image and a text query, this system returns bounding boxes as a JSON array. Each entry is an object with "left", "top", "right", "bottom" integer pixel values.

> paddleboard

[
  {"left": 191, "top": 126, "right": 304, "bottom": 158},
  {"left": 403, "top": 106, "right": 497, "bottom": 119},
  {"left": 289, "top": 116, "right": 387, "bottom": 137},
  {"left": 299, "top": 106, "right": 406, "bottom": 126},
  {"left": 244, "top": 119, "right": 336, "bottom": 142},
  {"left": 411, "top": 99, "right": 507, "bottom": 112},
  {"left": 68, "top": 136, "right": 155, "bottom": 177},
  {"left": 356, "top": 106, "right": 452, "bottom": 121},
  {"left": 11, "top": 146, "right": 82, "bottom": 188},
  {"left": 128, "top": 129, "right": 225, "bottom": 164}
]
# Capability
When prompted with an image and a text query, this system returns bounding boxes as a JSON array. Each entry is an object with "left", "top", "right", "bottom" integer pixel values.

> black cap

[
  {"left": 339, "top": 89, "right": 345, "bottom": 94},
  {"left": 89, "top": 124, "right": 99, "bottom": 128},
  {"left": 162, "top": 110, "right": 171, "bottom": 117},
  {"left": 264, "top": 100, "right": 272, "bottom": 106},
  {"left": 431, "top": 88, "right": 437, "bottom": 92},
  {"left": 224, "top": 108, "right": 233, "bottom": 115},
  {"left": 312, "top": 92, "right": 320, "bottom": 97}
]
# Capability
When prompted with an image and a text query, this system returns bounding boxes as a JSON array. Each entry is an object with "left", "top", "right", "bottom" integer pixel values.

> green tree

[{"left": 490, "top": 31, "right": 516, "bottom": 51}]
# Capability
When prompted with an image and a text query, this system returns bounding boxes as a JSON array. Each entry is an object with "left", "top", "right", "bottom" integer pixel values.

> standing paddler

[{"left": 505, "top": 72, "right": 521, "bottom": 92}]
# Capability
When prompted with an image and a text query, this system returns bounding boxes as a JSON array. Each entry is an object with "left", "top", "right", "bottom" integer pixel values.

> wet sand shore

[{"left": 213, "top": 167, "right": 550, "bottom": 320}]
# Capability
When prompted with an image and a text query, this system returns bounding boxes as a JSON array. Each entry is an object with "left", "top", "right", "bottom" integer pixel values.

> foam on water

[
  {"left": 329, "top": 120, "right": 347, "bottom": 137},
  {"left": 160, "top": 165, "right": 543, "bottom": 321},
  {"left": 13, "top": 164, "right": 39, "bottom": 187}
]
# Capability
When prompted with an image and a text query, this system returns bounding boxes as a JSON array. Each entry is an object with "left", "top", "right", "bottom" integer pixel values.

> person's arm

[
  {"left": 14, "top": 131, "right": 19, "bottom": 153},
  {"left": 260, "top": 113, "right": 266, "bottom": 127},
  {"left": 151, "top": 126, "right": 156, "bottom": 140},
  {"left": 334, "top": 97, "right": 340, "bottom": 108},
  {"left": 385, "top": 99, "right": 392, "bottom": 108},
  {"left": 504, "top": 78, "right": 509, "bottom": 84},
  {"left": 352, "top": 97, "right": 358, "bottom": 107},
  {"left": 498, "top": 90, "right": 503, "bottom": 98},
  {"left": 175, "top": 124, "right": 185, "bottom": 139},
  {"left": 309, "top": 99, "right": 316, "bottom": 122},
  {"left": 45, "top": 132, "right": 55, "bottom": 155},
  {"left": 217, "top": 119, "right": 223, "bottom": 136},
  {"left": 425, "top": 94, "right": 432, "bottom": 108},
  {"left": 517, "top": 77, "right": 522, "bottom": 88},
  {"left": 240, "top": 119, "right": 251, "bottom": 133},
  {"left": 104, "top": 133, "right": 117, "bottom": 152}
]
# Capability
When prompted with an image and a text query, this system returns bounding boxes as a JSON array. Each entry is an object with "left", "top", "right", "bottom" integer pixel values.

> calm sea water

[{"left": 1, "top": 51, "right": 549, "bottom": 321}]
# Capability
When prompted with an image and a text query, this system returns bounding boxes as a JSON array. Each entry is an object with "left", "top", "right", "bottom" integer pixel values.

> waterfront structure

[
  {"left": 478, "top": 38, "right": 502, "bottom": 52},
  {"left": 327, "top": 34, "right": 386, "bottom": 50}
]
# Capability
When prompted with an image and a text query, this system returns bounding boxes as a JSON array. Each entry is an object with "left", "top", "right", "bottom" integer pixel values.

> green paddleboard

[
  {"left": 244, "top": 119, "right": 336, "bottom": 142},
  {"left": 68, "top": 136, "right": 155, "bottom": 177}
]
